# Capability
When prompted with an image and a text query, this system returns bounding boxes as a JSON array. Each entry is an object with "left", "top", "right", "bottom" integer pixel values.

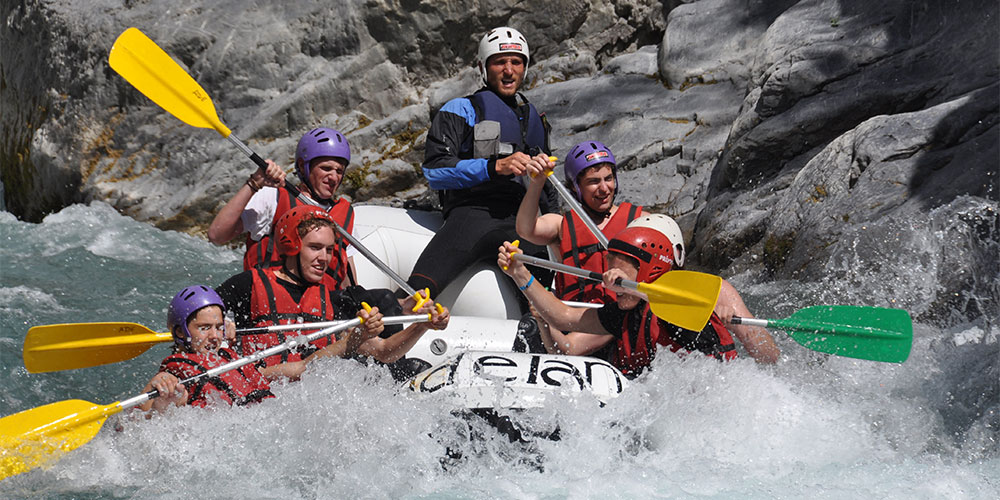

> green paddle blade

[
  {"left": 772, "top": 305, "right": 913, "bottom": 363},
  {"left": 24, "top": 322, "right": 171, "bottom": 373},
  {"left": 639, "top": 271, "right": 722, "bottom": 332},
  {"left": 109, "top": 27, "right": 231, "bottom": 136},
  {"left": 0, "top": 399, "right": 116, "bottom": 480}
]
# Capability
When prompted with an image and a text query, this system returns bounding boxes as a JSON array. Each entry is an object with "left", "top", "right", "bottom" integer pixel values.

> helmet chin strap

[
  {"left": 173, "top": 326, "right": 193, "bottom": 354},
  {"left": 580, "top": 190, "right": 614, "bottom": 221},
  {"left": 301, "top": 182, "right": 334, "bottom": 205},
  {"left": 582, "top": 203, "right": 611, "bottom": 221}
]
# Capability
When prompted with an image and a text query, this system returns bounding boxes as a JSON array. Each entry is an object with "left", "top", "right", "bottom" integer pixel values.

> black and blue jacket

[{"left": 422, "top": 88, "right": 559, "bottom": 217}]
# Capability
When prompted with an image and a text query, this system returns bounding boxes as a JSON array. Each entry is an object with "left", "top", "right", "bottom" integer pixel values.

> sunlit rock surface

[{"left": 2, "top": 0, "right": 996, "bottom": 324}]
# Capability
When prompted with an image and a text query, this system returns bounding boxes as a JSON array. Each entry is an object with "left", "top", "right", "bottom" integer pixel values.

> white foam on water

[
  {"left": 2, "top": 349, "right": 998, "bottom": 499},
  {"left": 1, "top": 203, "right": 997, "bottom": 499},
  {"left": 0, "top": 286, "right": 65, "bottom": 314},
  {"left": 0, "top": 202, "right": 237, "bottom": 267}
]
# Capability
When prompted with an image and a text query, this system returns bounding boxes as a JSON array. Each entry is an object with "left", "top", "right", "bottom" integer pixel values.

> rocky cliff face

[{"left": 2, "top": 0, "right": 997, "bottom": 324}]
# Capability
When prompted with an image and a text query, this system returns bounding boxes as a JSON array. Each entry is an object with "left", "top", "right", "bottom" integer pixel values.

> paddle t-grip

[{"left": 503, "top": 240, "right": 521, "bottom": 270}]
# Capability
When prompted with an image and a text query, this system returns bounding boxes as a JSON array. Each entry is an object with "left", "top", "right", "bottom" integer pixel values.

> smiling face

[
  {"left": 307, "top": 157, "right": 347, "bottom": 200},
  {"left": 296, "top": 225, "right": 336, "bottom": 284},
  {"left": 577, "top": 163, "right": 616, "bottom": 213},
  {"left": 484, "top": 53, "right": 526, "bottom": 98},
  {"left": 186, "top": 305, "right": 226, "bottom": 355}
]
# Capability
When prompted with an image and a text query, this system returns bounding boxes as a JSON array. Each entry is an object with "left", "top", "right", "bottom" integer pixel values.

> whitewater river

[{"left": 1, "top": 203, "right": 996, "bottom": 499}]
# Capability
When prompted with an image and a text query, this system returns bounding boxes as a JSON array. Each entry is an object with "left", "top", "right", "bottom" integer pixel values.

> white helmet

[
  {"left": 626, "top": 214, "right": 686, "bottom": 268},
  {"left": 477, "top": 27, "right": 530, "bottom": 84}
]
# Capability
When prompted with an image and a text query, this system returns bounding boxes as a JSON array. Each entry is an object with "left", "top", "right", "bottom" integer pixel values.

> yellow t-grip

[
  {"left": 410, "top": 288, "right": 431, "bottom": 312},
  {"left": 425, "top": 303, "right": 444, "bottom": 327},
  {"left": 359, "top": 302, "right": 372, "bottom": 323},
  {"left": 530, "top": 157, "right": 559, "bottom": 179},
  {"left": 503, "top": 240, "right": 520, "bottom": 271}
]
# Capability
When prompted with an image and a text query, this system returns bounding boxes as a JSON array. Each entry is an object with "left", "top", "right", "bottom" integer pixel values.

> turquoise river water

[{"left": 1, "top": 202, "right": 996, "bottom": 499}]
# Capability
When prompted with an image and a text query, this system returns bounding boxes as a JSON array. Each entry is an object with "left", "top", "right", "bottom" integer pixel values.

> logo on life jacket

[
  {"left": 585, "top": 151, "right": 610, "bottom": 162},
  {"left": 499, "top": 42, "right": 523, "bottom": 51}
]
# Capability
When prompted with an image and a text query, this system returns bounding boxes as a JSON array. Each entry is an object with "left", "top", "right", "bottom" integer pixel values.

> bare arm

[
  {"left": 538, "top": 321, "right": 614, "bottom": 355},
  {"left": 715, "top": 279, "right": 780, "bottom": 364},
  {"left": 139, "top": 371, "right": 188, "bottom": 413},
  {"left": 527, "top": 303, "right": 611, "bottom": 355},
  {"left": 262, "top": 307, "right": 386, "bottom": 380},
  {"left": 207, "top": 160, "right": 286, "bottom": 245},
  {"left": 515, "top": 169, "right": 563, "bottom": 246},
  {"left": 358, "top": 304, "right": 450, "bottom": 363},
  {"left": 498, "top": 241, "right": 608, "bottom": 335}
]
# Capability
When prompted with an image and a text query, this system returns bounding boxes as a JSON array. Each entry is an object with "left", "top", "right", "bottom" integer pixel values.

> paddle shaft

[
  {"left": 731, "top": 315, "right": 906, "bottom": 340},
  {"left": 510, "top": 251, "right": 721, "bottom": 331},
  {"left": 512, "top": 252, "right": 641, "bottom": 290},
  {"left": 11, "top": 315, "right": 426, "bottom": 441},
  {"left": 93, "top": 314, "right": 426, "bottom": 410},
  {"left": 281, "top": 184, "right": 422, "bottom": 300},
  {"left": 232, "top": 133, "right": 426, "bottom": 306},
  {"left": 544, "top": 170, "right": 610, "bottom": 248},
  {"left": 16, "top": 318, "right": 360, "bottom": 444},
  {"left": 235, "top": 314, "right": 427, "bottom": 335},
  {"left": 730, "top": 317, "right": 768, "bottom": 327},
  {"left": 109, "top": 28, "right": 424, "bottom": 305}
]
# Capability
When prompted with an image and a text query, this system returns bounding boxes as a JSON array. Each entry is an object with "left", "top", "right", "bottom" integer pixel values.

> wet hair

[{"left": 297, "top": 216, "right": 337, "bottom": 239}]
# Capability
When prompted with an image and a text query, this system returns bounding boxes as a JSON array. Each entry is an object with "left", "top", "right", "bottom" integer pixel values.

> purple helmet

[
  {"left": 564, "top": 140, "right": 618, "bottom": 202},
  {"left": 167, "top": 285, "right": 226, "bottom": 348},
  {"left": 295, "top": 127, "right": 351, "bottom": 186}
]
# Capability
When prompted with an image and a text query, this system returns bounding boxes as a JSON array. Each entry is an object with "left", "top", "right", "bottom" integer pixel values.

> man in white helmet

[
  {"left": 498, "top": 215, "right": 780, "bottom": 378},
  {"left": 398, "top": 26, "right": 559, "bottom": 303}
]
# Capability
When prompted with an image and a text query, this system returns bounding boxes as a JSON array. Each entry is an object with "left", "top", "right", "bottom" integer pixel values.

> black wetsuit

[{"left": 401, "top": 88, "right": 558, "bottom": 302}]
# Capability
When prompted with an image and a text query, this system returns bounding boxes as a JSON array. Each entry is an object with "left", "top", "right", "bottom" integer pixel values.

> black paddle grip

[{"left": 248, "top": 152, "right": 268, "bottom": 170}]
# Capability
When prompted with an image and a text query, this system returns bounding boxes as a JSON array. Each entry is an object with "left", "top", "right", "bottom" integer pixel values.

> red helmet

[
  {"left": 607, "top": 215, "right": 682, "bottom": 283},
  {"left": 274, "top": 205, "right": 335, "bottom": 257}
]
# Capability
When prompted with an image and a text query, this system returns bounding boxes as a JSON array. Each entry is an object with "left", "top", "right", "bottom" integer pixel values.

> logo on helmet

[
  {"left": 585, "top": 151, "right": 610, "bottom": 162},
  {"left": 499, "top": 42, "right": 522, "bottom": 51}
]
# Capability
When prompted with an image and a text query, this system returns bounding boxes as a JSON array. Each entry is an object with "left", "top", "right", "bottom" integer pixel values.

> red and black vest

[
  {"left": 238, "top": 267, "right": 339, "bottom": 367},
  {"left": 159, "top": 347, "right": 274, "bottom": 407},
  {"left": 555, "top": 202, "right": 641, "bottom": 303},
  {"left": 613, "top": 305, "right": 737, "bottom": 376},
  {"left": 243, "top": 185, "right": 354, "bottom": 288}
]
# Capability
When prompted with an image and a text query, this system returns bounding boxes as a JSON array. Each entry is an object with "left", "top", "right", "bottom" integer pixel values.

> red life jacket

[
  {"left": 555, "top": 202, "right": 641, "bottom": 302},
  {"left": 238, "top": 267, "right": 339, "bottom": 367},
  {"left": 243, "top": 186, "right": 354, "bottom": 288},
  {"left": 159, "top": 347, "right": 274, "bottom": 407},
  {"left": 612, "top": 305, "right": 737, "bottom": 376}
]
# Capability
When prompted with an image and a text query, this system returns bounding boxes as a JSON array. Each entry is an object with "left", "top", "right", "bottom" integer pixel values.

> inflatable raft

[
  {"left": 351, "top": 205, "right": 628, "bottom": 415},
  {"left": 352, "top": 204, "right": 527, "bottom": 321}
]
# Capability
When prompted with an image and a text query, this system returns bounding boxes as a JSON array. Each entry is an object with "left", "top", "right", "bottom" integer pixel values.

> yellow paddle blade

[
  {"left": 0, "top": 399, "right": 117, "bottom": 480},
  {"left": 24, "top": 322, "right": 172, "bottom": 373},
  {"left": 639, "top": 270, "right": 722, "bottom": 332},
  {"left": 109, "top": 27, "right": 231, "bottom": 136}
]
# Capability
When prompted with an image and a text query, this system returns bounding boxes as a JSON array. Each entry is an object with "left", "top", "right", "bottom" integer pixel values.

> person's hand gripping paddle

[{"left": 107, "top": 27, "right": 432, "bottom": 312}]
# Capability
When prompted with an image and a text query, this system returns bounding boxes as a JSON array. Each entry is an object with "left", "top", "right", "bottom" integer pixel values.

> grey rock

[
  {"left": 1, "top": 0, "right": 996, "bottom": 330},
  {"left": 691, "top": 0, "right": 998, "bottom": 326}
]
